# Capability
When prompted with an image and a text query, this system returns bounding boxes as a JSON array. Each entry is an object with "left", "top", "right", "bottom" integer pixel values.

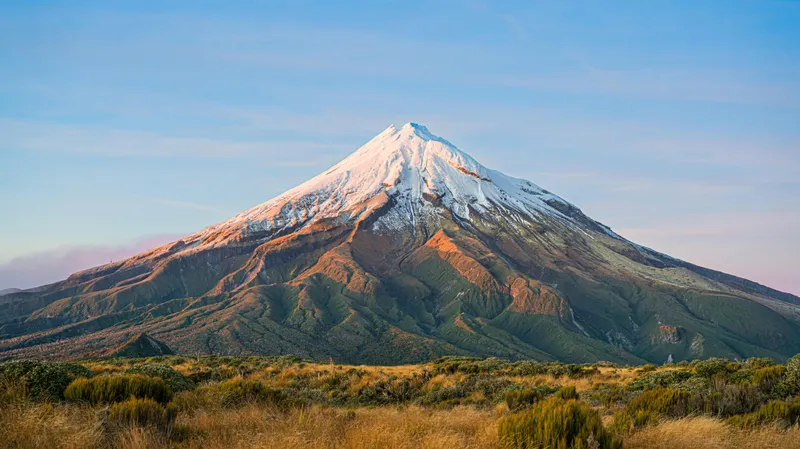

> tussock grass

[
  {"left": 0, "top": 402, "right": 104, "bottom": 448},
  {"left": 175, "top": 405, "right": 499, "bottom": 449},
  {"left": 64, "top": 374, "right": 172, "bottom": 404},
  {"left": 625, "top": 417, "right": 800, "bottom": 449},
  {"left": 109, "top": 397, "right": 179, "bottom": 430},
  {"left": 498, "top": 396, "right": 621, "bottom": 448}
]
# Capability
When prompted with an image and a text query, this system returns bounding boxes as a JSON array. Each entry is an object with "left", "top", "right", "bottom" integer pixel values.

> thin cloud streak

[
  {"left": 0, "top": 118, "right": 351, "bottom": 159},
  {"left": 0, "top": 234, "right": 183, "bottom": 290}
]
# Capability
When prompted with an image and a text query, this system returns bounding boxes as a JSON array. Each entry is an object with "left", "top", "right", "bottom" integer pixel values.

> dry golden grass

[
  {"left": 3, "top": 401, "right": 800, "bottom": 449},
  {"left": 503, "top": 366, "right": 642, "bottom": 393},
  {"left": 624, "top": 417, "right": 800, "bottom": 449},
  {"left": 0, "top": 402, "right": 104, "bottom": 448},
  {"left": 505, "top": 374, "right": 596, "bottom": 391},
  {"left": 116, "top": 427, "right": 168, "bottom": 449},
  {"left": 175, "top": 405, "right": 498, "bottom": 449},
  {"left": 426, "top": 372, "right": 467, "bottom": 390},
  {"left": 333, "top": 363, "right": 427, "bottom": 377}
]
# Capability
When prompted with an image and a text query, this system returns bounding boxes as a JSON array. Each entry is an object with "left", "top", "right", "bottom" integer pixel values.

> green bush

[
  {"left": 694, "top": 358, "right": 731, "bottom": 378},
  {"left": 109, "top": 397, "right": 178, "bottom": 430},
  {"left": 750, "top": 365, "right": 786, "bottom": 391},
  {"left": 728, "top": 398, "right": 800, "bottom": 429},
  {"left": 693, "top": 382, "right": 765, "bottom": 417},
  {"left": 498, "top": 396, "right": 622, "bottom": 449},
  {"left": 631, "top": 370, "right": 691, "bottom": 390},
  {"left": 587, "top": 383, "right": 631, "bottom": 407},
  {"left": 416, "top": 385, "right": 466, "bottom": 407},
  {"left": 745, "top": 358, "right": 775, "bottom": 370},
  {"left": 169, "top": 389, "right": 210, "bottom": 412},
  {"left": 639, "top": 364, "right": 657, "bottom": 373},
  {"left": 547, "top": 364, "right": 589, "bottom": 379},
  {"left": 0, "top": 361, "right": 94, "bottom": 401},
  {"left": 728, "top": 369, "right": 754, "bottom": 385},
  {"left": 472, "top": 375, "right": 514, "bottom": 400},
  {"left": 785, "top": 354, "right": 800, "bottom": 390},
  {"left": 202, "top": 378, "right": 291, "bottom": 408},
  {"left": 505, "top": 389, "right": 544, "bottom": 411},
  {"left": 508, "top": 361, "right": 549, "bottom": 376},
  {"left": 122, "top": 364, "right": 195, "bottom": 392},
  {"left": 555, "top": 385, "right": 579, "bottom": 401},
  {"left": 612, "top": 388, "right": 691, "bottom": 432},
  {"left": 64, "top": 374, "right": 172, "bottom": 404}
]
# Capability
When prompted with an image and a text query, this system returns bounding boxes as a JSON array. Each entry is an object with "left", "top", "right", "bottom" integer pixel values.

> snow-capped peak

[{"left": 209, "top": 123, "right": 575, "bottom": 238}]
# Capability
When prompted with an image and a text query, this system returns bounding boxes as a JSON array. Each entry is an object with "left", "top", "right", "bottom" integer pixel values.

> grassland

[{"left": 1, "top": 355, "right": 799, "bottom": 448}]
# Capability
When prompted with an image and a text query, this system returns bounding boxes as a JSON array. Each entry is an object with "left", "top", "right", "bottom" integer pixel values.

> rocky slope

[{"left": 1, "top": 123, "right": 798, "bottom": 364}]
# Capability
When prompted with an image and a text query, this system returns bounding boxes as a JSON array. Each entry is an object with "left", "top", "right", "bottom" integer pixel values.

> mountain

[
  {"left": 1, "top": 123, "right": 799, "bottom": 364},
  {"left": 0, "top": 288, "right": 21, "bottom": 296}
]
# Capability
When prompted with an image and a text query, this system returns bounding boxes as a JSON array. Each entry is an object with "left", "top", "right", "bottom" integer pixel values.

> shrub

[
  {"left": 547, "top": 364, "right": 586, "bottom": 378},
  {"left": 786, "top": 354, "right": 800, "bottom": 390},
  {"left": 694, "top": 358, "right": 731, "bottom": 378},
  {"left": 0, "top": 361, "right": 94, "bottom": 401},
  {"left": 612, "top": 388, "right": 691, "bottom": 432},
  {"left": 122, "top": 364, "right": 195, "bottom": 392},
  {"left": 417, "top": 385, "right": 466, "bottom": 407},
  {"left": 472, "top": 375, "right": 514, "bottom": 400},
  {"left": 587, "top": 383, "right": 631, "bottom": 407},
  {"left": 728, "top": 398, "right": 800, "bottom": 429},
  {"left": 555, "top": 385, "right": 578, "bottom": 401},
  {"left": 728, "top": 369, "right": 754, "bottom": 385},
  {"left": 498, "top": 396, "right": 622, "bottom": 449},
  {"left": 508, "top": 361, "right": 548, "bottom": 376},
  {"left": 202, "top": 378, "right": 291, "bottom": 408},
  {"left": 745, "top": 357, "right": 775, "bottom": 370},
  {"left": 64, "top": 374, "right": 172, "bottom": 404},
  {"left": 505, "top": 389, "right": 544, "bottom": 411},
  {"left": 751, "top": 365, "right": 786, "bottom": 392},
  {"left": 675, "top": 376, "right": 708, "bottom": 393},
  {"left": 631, "top": 370, "right": 691, "bottom": 390},
  {"left": 357, "top": 375, "right": 426, "bottom": 405},
  {"left": 109, "top": 397, "right": 178, "bottom": 430},
  {"left": 694, "top": 382, "right": 765, "bottom": 417},
  {"left": 170, "top": 389, "right": 211, "bottom": 412},
  {"left": 0, "top": 360, "right": 39, "bottom": 380},
  {"left": 639, "top": 364, "right": 657, "bottom": 373}
]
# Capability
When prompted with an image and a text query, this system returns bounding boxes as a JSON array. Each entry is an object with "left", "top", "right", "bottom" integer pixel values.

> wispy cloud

[
  {"left": 0, "top": 234, "right": 183, "bottom": 290},
  {"left": 0, "top": 118, "right": 351, "bottom": 159}
]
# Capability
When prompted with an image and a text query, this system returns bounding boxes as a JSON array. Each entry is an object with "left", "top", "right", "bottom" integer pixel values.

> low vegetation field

[{"left": 1, "top": 354, "right": 799, "bottom": 448}]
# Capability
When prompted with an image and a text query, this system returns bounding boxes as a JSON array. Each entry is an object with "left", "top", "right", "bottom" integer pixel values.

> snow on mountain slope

[{"left": 206, "top": 122, "right": 581, "bottom": 239}]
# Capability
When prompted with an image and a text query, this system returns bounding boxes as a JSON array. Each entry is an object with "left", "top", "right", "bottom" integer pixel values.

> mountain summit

[
  {"left": 2, "top": 124, "right": 799, "bottom": 363},
  {"left": 201, "top": 122, "right": 579, "bottom": 246}
]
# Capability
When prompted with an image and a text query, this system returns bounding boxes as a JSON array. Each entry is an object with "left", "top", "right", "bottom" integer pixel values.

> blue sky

[{"left": 1, "top": 0, "right": 798, "bottom": 294}]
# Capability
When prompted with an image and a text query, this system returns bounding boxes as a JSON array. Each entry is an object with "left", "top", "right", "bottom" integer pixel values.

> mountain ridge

[{"left": 1, "top": 123, "right": 798, "bottom": 364}]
